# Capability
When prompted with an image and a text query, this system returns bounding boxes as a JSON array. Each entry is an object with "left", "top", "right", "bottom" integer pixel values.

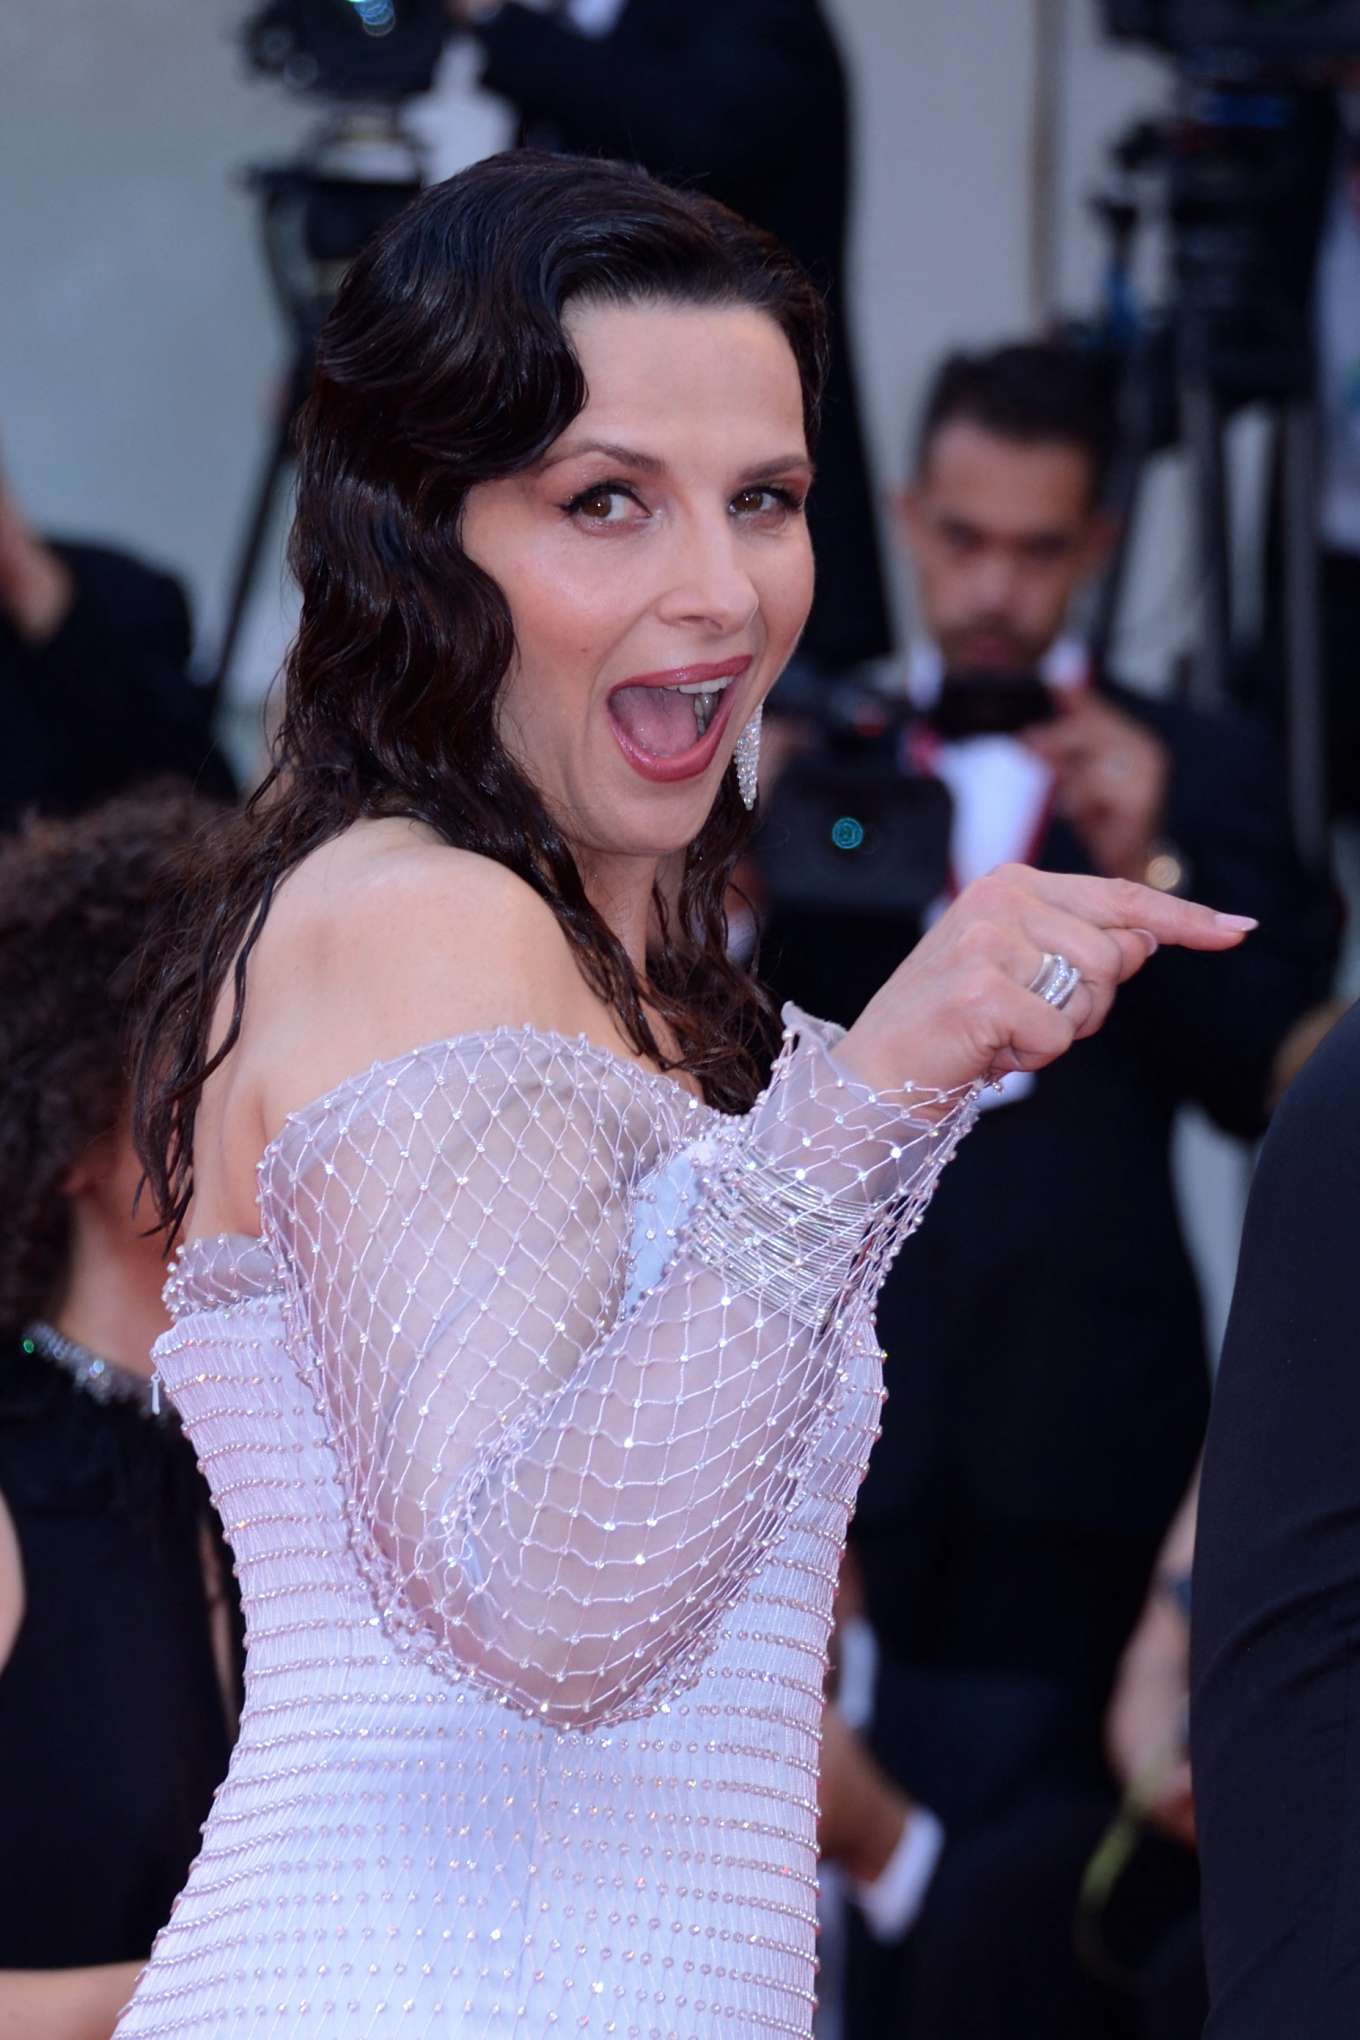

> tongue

[{"left": 609, "top": 685, "right": 700, "bottom": 759}]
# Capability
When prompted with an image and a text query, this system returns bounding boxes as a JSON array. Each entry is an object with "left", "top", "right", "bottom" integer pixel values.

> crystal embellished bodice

[{"left": 114, "top": 1011, "right": 973, "bottom": 2038}]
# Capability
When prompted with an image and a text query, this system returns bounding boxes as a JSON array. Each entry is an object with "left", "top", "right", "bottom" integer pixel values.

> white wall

[
  {"left": 830, "top": 0, "right": 1036, "bottom": 639},
  {"left": 2, "top": 2, "right": 307, "bottom": 639}
]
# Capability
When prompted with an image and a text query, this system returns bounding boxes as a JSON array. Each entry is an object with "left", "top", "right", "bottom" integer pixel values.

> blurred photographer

[
  {"left": 781, "top": 342, "right": 1338, "bottom": 2038},
  {"left": 449, "top": 0, "right": 892, "bottom": 676},
  {"left": 0, "top": 452, "right": 235, "bottom": 830}
]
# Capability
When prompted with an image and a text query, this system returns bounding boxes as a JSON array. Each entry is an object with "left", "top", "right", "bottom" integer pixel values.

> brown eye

[
  {"left": 562, "top": 482, "right": 643, "bottom": 526},
  {"left": 730, "top": 486, "right": 801, "bottom": 519}
]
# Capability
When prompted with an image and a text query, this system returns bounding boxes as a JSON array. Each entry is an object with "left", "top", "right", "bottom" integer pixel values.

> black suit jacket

[
  {"left": 0, "top": 541, "right": 236, "bottom": 831},
  {"left": 761, "top": 686, "right": 1337, "bottom": 1815},
  {"left": 476, "top": 0, "right": 893, "bottom": 671},
  {"left": 1191, "top": 1002, "right": 1360, "bottom": 2038}
]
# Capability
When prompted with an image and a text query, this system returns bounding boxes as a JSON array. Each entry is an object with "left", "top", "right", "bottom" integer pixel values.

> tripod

[
  {"left": 210, "top": 109, "right": 426, "bottom": 711},
  {"left": 1089, "top": 324, "right": 1330, "bottom": 875},
  {"left": 1086, "top": 85, "right": 1333, "bottom": 876}
]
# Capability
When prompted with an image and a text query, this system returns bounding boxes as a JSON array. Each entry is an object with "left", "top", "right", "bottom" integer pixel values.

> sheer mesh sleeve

[{"left": 260, "top": 1007, "right": 976, "bottom": 1729}]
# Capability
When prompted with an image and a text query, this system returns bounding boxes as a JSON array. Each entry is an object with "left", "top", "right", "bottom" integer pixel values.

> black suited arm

[
  {"left": 1191, "top": 999, "right": 1360, "bottom": 2038},
  {"left": 1, "top": 541, "right": 235, "bottom": 822}
]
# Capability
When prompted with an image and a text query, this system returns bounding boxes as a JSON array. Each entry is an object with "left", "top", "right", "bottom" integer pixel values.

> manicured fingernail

[
  {"left": 1214, "top": 913, "right": 1258, "bottom": 932},
  {"left": 1133, "top": 928, "right": 1159, "bottom": 956}
]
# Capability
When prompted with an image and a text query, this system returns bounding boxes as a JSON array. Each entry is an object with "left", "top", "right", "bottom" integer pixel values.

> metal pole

[
  {"left": 1181, "top": 366, "right": 1233, "bottom": 710},
  {"left": 1090, "top": 329, "right": 1161, "bottom": 672},
  {"left": 208, "top": 345, "right": 310, "bottom": 711}
]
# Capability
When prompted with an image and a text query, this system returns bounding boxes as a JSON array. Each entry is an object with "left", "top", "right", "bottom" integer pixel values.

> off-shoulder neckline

[{"left": 171, "top": 1021, "right": 727, "bottom": 1290}]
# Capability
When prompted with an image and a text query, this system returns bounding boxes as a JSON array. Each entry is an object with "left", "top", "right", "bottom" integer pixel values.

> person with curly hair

[{"left": 0, "top": 790, "right": 242, "bottom": 2040}]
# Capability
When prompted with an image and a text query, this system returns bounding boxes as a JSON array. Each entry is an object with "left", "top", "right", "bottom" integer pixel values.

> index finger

[{"left": 1004, "top": 867, "right": 1257, "bottom": 951}]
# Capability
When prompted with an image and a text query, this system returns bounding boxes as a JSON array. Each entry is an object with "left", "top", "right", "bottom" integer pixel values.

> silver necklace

[{"left": 21, "top": 1321, "right": 160, "bottom": 1417}]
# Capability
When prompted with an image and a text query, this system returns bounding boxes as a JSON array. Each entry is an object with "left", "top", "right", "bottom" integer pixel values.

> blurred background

[{"left": 2, "top": 3, "right": 1359, "bottom": 2035}]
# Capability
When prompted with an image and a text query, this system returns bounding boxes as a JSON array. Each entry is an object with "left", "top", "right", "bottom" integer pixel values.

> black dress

[{"left": 0, "top": 1331, "right": 243, "bottom": 1967}]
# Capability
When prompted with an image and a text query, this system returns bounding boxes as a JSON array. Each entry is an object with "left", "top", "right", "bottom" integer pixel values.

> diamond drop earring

[{"left": 734, "top": 706, "right": 763, "bottom": 811}]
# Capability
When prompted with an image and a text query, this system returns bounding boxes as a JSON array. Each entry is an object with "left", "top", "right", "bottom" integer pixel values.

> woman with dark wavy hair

[{"left": 117, "top": 152, "right": 1249, "bottom": 2038}]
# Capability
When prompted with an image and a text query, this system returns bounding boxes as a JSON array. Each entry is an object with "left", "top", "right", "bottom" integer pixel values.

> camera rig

[
  {"left": 213, "top": 3, "right": 458, "bottom": 706},
  {"left": 243, "top": 0, "right": 450, "bottom": 101},
  {"left": 1087, "top": 0, "right": 1360, "bottom": 864}
]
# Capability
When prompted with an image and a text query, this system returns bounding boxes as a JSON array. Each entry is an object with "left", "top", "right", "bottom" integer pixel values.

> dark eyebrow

[
  {"left": 738, "top": 455, "right": 816, "bottom": 485},
  {"left": 537, "top": 441, "right": 815, "bottom": 484},
  {"left": 538, "top": 439, "right": 666, "bottom": 474}
]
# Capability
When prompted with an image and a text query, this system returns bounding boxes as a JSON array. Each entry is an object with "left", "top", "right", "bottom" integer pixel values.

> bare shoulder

[
  {"left": 248, "top": 821, "right": 595, "bottom": 1131},
  {"left": 290, "top": 820, "right": 574, "bottom": 977}
]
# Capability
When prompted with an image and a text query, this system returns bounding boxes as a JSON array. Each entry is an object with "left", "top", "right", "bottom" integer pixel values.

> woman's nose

[{"left": 654, "top": 517, "right": 760, "bottom": 637}]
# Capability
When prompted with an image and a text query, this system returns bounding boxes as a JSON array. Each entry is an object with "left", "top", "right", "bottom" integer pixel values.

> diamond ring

[{"left": 1027, "top": 952, "right": 1082, "bottom": 1011}]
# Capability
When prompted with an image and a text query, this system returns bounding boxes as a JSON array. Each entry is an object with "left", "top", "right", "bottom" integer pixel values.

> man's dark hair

[{"left": 915, "top": 341, "right": 1116, "bottom": 501}]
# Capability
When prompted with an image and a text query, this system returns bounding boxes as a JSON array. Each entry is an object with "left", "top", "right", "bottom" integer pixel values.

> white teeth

[{"left": 674, "top": 679, "right": 732, "bottom": 696}]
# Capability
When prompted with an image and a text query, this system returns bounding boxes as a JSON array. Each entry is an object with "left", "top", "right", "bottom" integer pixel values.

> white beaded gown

[{"left": 114, "top": 1007, "right": 974, "bottom": 2039}]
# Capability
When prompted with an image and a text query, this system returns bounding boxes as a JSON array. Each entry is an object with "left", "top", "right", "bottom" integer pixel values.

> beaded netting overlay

[{"left": 115, "top": 1007, "right": 975, "bottom": 2039}]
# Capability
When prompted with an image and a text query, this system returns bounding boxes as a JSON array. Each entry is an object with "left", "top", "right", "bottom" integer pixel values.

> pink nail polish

[{"left": 1214, "top": 913, "right": 1258, "bottom": 932}]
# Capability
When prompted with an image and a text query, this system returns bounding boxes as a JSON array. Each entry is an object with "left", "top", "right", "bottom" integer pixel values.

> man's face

[{"left": 900, "top": 420, "right": 1111, "bottom": 674}]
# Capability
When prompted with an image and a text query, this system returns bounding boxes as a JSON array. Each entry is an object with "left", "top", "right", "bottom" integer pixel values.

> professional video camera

[
  {"left": 1094, "top": 4, "right": 1360, "bottom": 405},
  {"left": 756, "top": 678, "right": 967, "bottom": 925},
  {"left": 1086, "top": 0, "right": 1360, "bottom": 864},
  {"left": 238, "top": 0, "right": 451, "bottom": 324},
  {"left": 214, "top": 2, "right": 458, "bottom": 699},
  {"left": 244, "top": 0, "right": 450, "bottom": 101}
]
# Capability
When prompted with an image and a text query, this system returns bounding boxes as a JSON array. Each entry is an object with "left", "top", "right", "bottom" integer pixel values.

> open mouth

[{"left": 606, "top": 658, "right": 752, "bottom": 783}]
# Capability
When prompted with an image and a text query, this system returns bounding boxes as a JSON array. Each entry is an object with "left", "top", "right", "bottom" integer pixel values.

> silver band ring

[{"left": 1027, "top": 951, "right": 1081, "bottom": 1011}]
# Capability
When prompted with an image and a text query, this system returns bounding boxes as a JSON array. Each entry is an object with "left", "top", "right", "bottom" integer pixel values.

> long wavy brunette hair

[{"left": 135, "top": 151, "right": 829, "bottom": 1242}]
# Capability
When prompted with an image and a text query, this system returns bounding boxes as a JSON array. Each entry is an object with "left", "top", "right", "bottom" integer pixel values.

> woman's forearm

[{"left": 0, "top": 1962, "right": 143, "bottom": 2040}]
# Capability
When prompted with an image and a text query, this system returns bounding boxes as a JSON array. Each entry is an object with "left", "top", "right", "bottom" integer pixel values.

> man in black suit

[
  {"left": 451, "top": 0, "right": 893, "bottom": 676},
  {"left": 0, "top": 455, "right": 235, "bottom": 828},
  {"left": 765, "top": 344, "right": 1337, "bottom": 2037}
]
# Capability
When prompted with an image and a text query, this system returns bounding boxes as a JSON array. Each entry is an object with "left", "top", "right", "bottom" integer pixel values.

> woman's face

[{"left": 461, "top": 299, "right": 815, "bottom": 873}]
